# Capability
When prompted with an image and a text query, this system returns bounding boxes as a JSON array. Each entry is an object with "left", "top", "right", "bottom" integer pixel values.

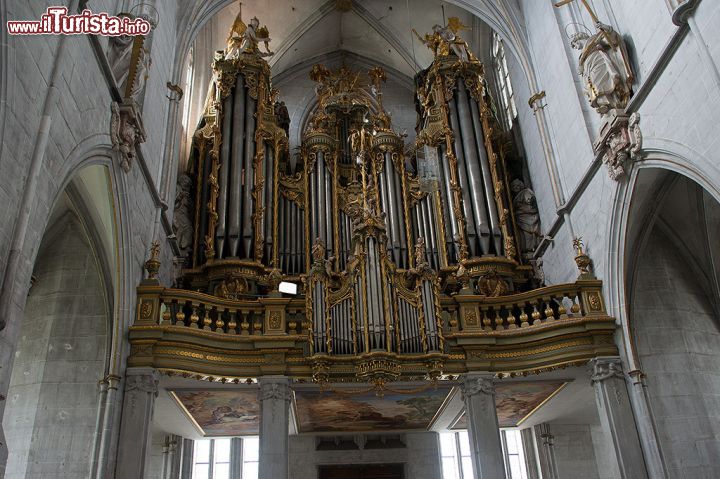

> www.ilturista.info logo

[{"left": 7, "top": 7, "right": 151, "bottom": 36}]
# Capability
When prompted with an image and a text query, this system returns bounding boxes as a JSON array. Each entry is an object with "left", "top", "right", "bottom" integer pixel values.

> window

[
  {"left": 192, "top": 437, "right": 259, "bottom": 479},
  {"left": 242, "top": 436, "right": 259, "bottom": 478},
  {"left": 181, "top": 46, "right": 194, "bottom": 130},
  {"left": 492, "top": 32, "right": 517, "bottom": 131},
  {"left": 502, "top": 430, "right": 529, "bottom": 479},
  {"left": 440, "top": 431, "right": 474, "bottom": 479}
]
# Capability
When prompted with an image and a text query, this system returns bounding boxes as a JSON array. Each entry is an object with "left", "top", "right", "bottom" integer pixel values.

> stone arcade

[{"left": 0, "top": 1, "right": 719, "bottom": 478}]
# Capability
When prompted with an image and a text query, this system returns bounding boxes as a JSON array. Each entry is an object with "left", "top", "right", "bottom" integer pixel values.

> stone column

[
  {"left": 258, "top": 377, "right": 291, "bottom": 479},
  {"left": 590, "top": 357, "right": 649, "bottom": 479},
  {"left": 460, "top": 373, "right": 505, "bottom": 479},
  {"left": 180, "top": 439, "right": 194, "bottom": 479},
  {"left": 114, "top": 368, "right": 159, "bottom": 479},
  {"left": 520, "top": 427, "right": 541, "bottom": 479},
  {"left": 533, "top": 423, "right": 558, "bottom": 479},
  {"left": 230, "top": 437, "right": 243, "bottom": 478}
]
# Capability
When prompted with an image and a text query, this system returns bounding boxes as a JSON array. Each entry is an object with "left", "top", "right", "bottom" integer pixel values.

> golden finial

[
  {"left": 572, "top": 237, "right": 593, "bottom": 278},
  {"left": 144, "top": 240, "right": 161, "bottom": 280}
]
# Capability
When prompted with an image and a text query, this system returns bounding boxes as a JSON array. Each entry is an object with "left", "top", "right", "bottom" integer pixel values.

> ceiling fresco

[
  {"left": 293, "top": 387, "right": 453, "bottom": 433},
  {"left": 172, "top": 390, "right": 261, "bottom": 436},
  {"left": 170, "top": 380, "right": 567, "bottom": 436},
  {"left": 452, "top": 380, "right": 568, "bottom": 429}
]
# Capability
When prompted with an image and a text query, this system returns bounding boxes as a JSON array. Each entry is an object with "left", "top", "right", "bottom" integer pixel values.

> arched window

[
  {"left": 181, "top": 46, "right": 194, "bottom": 130},
  {"left": 492, "top": 32, "right": 517, "bottom": 130}
]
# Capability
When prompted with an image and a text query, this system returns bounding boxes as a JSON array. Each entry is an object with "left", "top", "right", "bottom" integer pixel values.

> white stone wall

[{"left": 288, "top": 432, "right": 441, "bottom": 479}]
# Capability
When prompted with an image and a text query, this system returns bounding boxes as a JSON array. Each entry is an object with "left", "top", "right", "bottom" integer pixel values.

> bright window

[
  {"left": 492, "top": 32, "right": 517, "bottom": 130},
  {"left": 502, "top": 430, "right": 529, "bottom": 479},
  {"left": 242, "top": 436, "right": 259, "bottom": 478},
  {"left": 440, "top": 431, "right": 474, "bottom": 479},
  {"left": 192, "top": 437, "right": 258, "bottom": 479}
]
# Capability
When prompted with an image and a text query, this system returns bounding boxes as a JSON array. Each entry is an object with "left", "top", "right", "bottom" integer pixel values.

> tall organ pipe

[
  {"left": 448, "top": 97, "right": 477, "bottom": 257},
  {"left": 324, "top": 153, "right": 333, "bottom": 258},
  {"left": 438, "top": 145, "right": 457, "bottom": 261},
  {"left": 317, "top": 151, "right": 327, "bottom": 249},
  {"left": 391, "top": 161, "right": 408, "bottom": 267},
  {"left": 242, "top": 95, "right": 256, "bottom": 258},
  {"left": 470, "top": 98, "right": 503, "bottom": 254},
  {"left": 229, "top": 83, "right": 246, "bottom": 257},
  {"left": 216, "top": 93, "right": 233, "bottom": 258},
  {"left": 263, "top": 144, "right": 274, "bottom": 262},
  {"left": 457, "top": 82, "right": 491, "bottom": 255}
]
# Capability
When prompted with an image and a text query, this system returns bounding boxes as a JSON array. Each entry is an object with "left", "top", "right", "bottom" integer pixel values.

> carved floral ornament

[
  {"left": 460, "top": 375, "right": 495, "bottom": 399},
  {"left": 125, "top": 372, "right": 159, "bottom": 397},
  {"left": 590, "top": 358, "right": 624, "bottom": 384},
  {"left": 259, "top": 382, "right": 292, "bottom": 402}
]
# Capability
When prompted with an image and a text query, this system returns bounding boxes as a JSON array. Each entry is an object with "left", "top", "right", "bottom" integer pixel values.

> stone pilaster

[
  {"left": 520, "top": 427, "right": 541, "bottom": 479},
  {"left": 533, "top": 423, "right": 558, "bottom": 479},
  {"left": 258, "top": 377, "right": 291, "bottom": 479},
  {"left": 460, "top": 373, "right": 505, "bottom": 479},
  {"left": 180, "top": 439, "right": 194, "bottom": 479},
  {"left": 231, "top": 437, "right": 243, "bottom": 478},
  {"left": 115, "top": 368, "right": 159, "bottom": 479},
  {"left": 590, "top": 357, "right": 649, "bottom": 479}
]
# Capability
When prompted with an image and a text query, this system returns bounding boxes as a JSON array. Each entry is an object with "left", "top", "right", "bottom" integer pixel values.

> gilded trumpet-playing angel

[
  {"left": 412, "top": 17, "right": 476, "bottom": 63},
  {"left": 225, "top": 3, "right": 274, "bottom": 59}
]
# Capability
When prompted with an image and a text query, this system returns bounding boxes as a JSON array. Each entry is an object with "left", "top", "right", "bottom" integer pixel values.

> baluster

[
  {"left": 240, "top": 309, "right": 250, "bottom": 335},
  {"left": 544, "top": 298, "right": 556, "bottom": 322},
  {"left": 288, "top": 311, "right": 298, "bottom": 335},
  {"left": 519, "top": 305, "right": 530, "bottom": 328},
  {"left": 253, "top": 311, "right": 263, "bottom": 335},
  {"left": 506, "top": 305, "right": 517, "bottom": 329},
  {"left": 570, "top": 294, "right": 581, "bottom": 316},
  {"left": 494, "top": 307, "right": 505, "bottom": 330},
  {"left": 557, "top": 295, "right": 569, "bottom": 318},
  {"left": 481, "top": 306, "right": 493, "bottom": 331},
  {"left": 202, "top": 306, "right": 213, "bottom": 330},
  {"left": 175, "top": 307, "right": 186, "bottom": 327},
  {"left": 215, "top": 308, "right": 226, "bottom": 333},
  {"left": 227, "top": 309, "right": 238, "bottom": 334},
  {"left": 531, "top": 303, "right": 542, "bottom": 326},
  {"left": 161, "top": 302, "right": 172, "bottom": 326},
  {"left": 189, "top": 305, "right": 200, "bottom": 328}
]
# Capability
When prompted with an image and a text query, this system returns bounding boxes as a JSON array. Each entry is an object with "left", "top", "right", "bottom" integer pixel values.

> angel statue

[
  {"left": 570, "top": 22, "right": 634, "bottom": 115},
  {"left": 225, "top": 3, "right": 273, "bottom": 60},
  {"left": 413, "top": 17, "right": 475, "bottom": 63}
]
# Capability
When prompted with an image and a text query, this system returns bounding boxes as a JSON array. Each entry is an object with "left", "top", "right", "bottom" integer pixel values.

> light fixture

[{"left": 278, "top": 281, "right": 298, "bottom": 295}]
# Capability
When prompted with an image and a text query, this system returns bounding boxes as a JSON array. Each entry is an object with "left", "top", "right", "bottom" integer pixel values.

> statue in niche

[
  {"left": 274, "top": 101, "right": 290, "bottom": 136},
  {"left": 413, "top": 17, "right": 476, "bottom": 63},
  {"left": 570, "top": 22, "right": 634, "bottom": 115},
  {"left": 108, "top": 14, "right": 152, "bottom": 101},
  {"left": 225, "top": 5, "right": 273, "bottom": 60},
  {"left": 511, "top": 179, "right": 542, "bottom": 257},
  {"left": 172, "top": 174, "right": 194, "bottom": 257}
]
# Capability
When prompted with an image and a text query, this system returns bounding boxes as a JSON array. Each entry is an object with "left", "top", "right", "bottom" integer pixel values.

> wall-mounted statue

[
  {"left": 274, "top": 101, "right": 290, "bottom": 136},
  {"left": 173, "top": 174, "right": 194, "bottom": 258},
  {"left": 570, "top": 22, "right": 634, "bottom": 115},
  {"left": 107, "top": 13, "right": 152, "bottom": 102},
  {"left": 110, "top": 101, "right": 146, "bottom": 172},
  {"left": 511, "top": 179, "right": 541, "bottom": 258}
]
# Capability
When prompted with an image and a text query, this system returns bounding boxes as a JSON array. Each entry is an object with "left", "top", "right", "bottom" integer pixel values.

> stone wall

[
  {"left": 2, "top": 212, "right": 107, "bottom": 479},
  {"left": 551, "top": 424, "right": 601, "bottom": 479},
  {"left": 632, "top": 225, "right": 720, "bottom": 477}
]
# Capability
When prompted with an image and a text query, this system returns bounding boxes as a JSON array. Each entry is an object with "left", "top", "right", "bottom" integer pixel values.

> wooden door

[{"left": 318, "top": 463, "right": 404, "bottom": 479}]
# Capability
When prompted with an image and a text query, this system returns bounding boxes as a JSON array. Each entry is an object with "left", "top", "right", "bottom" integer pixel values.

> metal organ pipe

[
  {"left": 448, "top": 96, "right": 477, "bottom": 257},
  {"left": 470, "top": 98, "right": 503, "bottom": 255},
  {"left": 438, "top": 145, "right": 458, "bottom": 262},
  {"left": 263, "top": 144, "right": 274, "bottom": 262},
  {"left": 391, "top": 161, "right": 408, "bottom": 268},
  {"left": 229, "top": 82, "right": 246, "bottom": 257},
  {"left": 216, "top": 93, "right": 233, "bottom": 258},
  {"left": 242, "top": 95, "right": 256, "bottom": 258},
  {"left": 457, "top": 82, "right": 491, "bottom": 255}
]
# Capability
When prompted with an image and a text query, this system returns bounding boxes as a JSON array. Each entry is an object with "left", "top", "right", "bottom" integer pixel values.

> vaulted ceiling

[{"left": 190, "top": 0, "right": 491, "bottom": 80}]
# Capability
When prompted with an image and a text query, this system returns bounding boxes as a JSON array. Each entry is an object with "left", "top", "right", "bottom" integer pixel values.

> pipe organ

[{"left": 175, "top": 15, "right": 537, "bottom": 376}]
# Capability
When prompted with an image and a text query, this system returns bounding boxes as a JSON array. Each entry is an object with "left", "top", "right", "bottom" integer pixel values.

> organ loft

[{"left": 8, "top": 0, "right": 716, "bottom": 478}]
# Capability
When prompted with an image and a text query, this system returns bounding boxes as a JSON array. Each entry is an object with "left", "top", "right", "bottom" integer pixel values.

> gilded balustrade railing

[{"left": 129, "top": 274, "right": 616, "bottom": 381}]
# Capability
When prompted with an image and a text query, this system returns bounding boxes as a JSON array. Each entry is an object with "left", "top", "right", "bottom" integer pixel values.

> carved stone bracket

[
  {"left": 593, "top": 110, "right": 642, "bottom": 181},
  {"left": 590, "top": 357, "right": 625, "bottom": 384},
  {"left": 460, "top": 374, "right": 495, "bottom": 399},
  {"left": 259, "top": 381, "right": 292, "bottom": 402},
  {"left": 124, "top": 370, "right": 159, "bottom": 397},
  {"left": 110, "top": 99, "right": 147, "bottom": 173}
]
